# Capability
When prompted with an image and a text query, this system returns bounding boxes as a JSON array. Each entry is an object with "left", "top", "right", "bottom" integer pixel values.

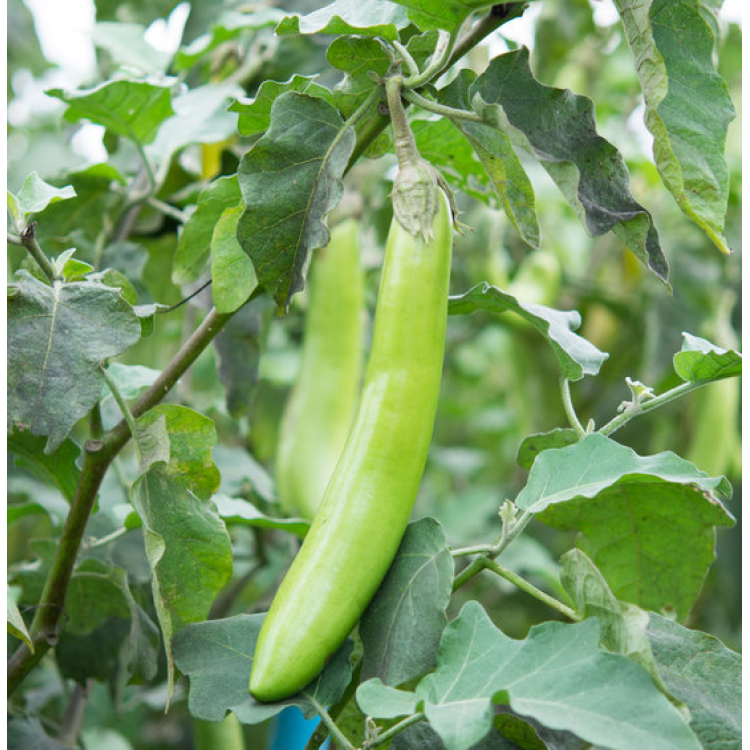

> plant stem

[
  {"left": 102, "top": 366, "right": 142, "bottom": 463},
  {"left": 57, "top": 679, "right": 91, "bottom": 747},
  {"left": 598, "top": 380, "right": 703, "bottom": 436},
  {"left": 404, "top": 30, "right": 456, "bottom": 88},
  {"left": 147, "top": 197, "right": 189, "bottom": 223},
  {"left": 401, "top": 89, "right": 484, "bottom": 122},
  {"left": 560, "top": 378, "right": 586, "bottom": 437},
  {"left": 7, "top": 306, "right": 234, "bottom": 696},
  {"left": 367, "top": 713, "right": 426, "bottom": 747},
  {"left": 306, "top": 697, "right": 356, "bottom": 750},
  {"left": 134, "top": 141, "right": 157, "bottom": 194},
  {"left": 481, "top": 559, "right": 580, "bottom": 621},
  {"left": 391, "top": 40, "right": 420, "bottom": 78},
  {"left": 385, "top": 77, "right": 420, "bottom": 168},
  {"left": 9, "top": 224, "right": 59, "bottom": 283}
]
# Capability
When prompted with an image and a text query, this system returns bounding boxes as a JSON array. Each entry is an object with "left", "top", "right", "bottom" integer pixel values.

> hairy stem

[
  {"left": 401, "top": 89, "right": 484, "bottom": 122},
  {"left": 560, "top": 378, "right": 586, "bottom": 437},
  {"left": 9, "top": 224, "right": 59, "bottom": 283},
  {"left": 385, "top": 77, "right": 419, "bottom": 168}
]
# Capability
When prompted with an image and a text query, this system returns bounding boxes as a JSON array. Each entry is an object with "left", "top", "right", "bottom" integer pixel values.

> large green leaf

[
  {"left": 390, "top": 0, "right": 517, "bottom": 33},
  {"left": 647, "top": 613, "right": 741, "bottom": 750},
  {"left": 131, "top": 405, "right": 231, "bottom": 700},
  {"left": 236, "top": 92, "right": 356, "bottom": 310},
  {"left": 47, "top": 79, "right": 174, "bottom": 144},
  {"left": 8, "top": 431, "right": 81, "bottom": 502},
  {"left": 360, "top": 518, "right": 453, "bottom": 686},
  {"left": 276, "top": 0, "right": 409, "bottom": 40},
  {"left": 229, "top": 76, "right": 334, "bottom": 137},
  {"left": 613, "top": 0, "right": 735, "bottom": 253},
  {"left": 173, "top": 175, "right": 241, "bottom": 285},
  {"left": 448, "top": 283, "right": 608, "bottom": 381},
  {"left": 327, "top": 36, "right": 390, "bottom": 118},
  {"left": 468, "top": 48, "right": 668, "bottom": 282},
  {"left": 523, "top": 434, "right": 734, "bottom": 619},
  {"left": 173, "top": 614, "right": 353, "bottom": 723},
  {"left": 8, "top": 274, "right": 141, "bottom": 452},
  {"left": 358, "top": 602, "right": 700, "bottom": 750}
]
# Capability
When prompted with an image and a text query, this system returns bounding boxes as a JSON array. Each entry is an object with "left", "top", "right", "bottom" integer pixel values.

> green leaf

[
  {"left": 7, "top": 172, "right": 76, "bottom": 229},
  {"left": 470, "top": 48, "right": 668, "bottom": 282},
  {"left": 356, "top": 679, "right": 420, "bottom": 719},
  {"left": 173, "top": 175, "right": 241, "bottom": 285},
  {"left": 147, "top": 82, "right": 242, "bottom": 168},
  {"left": 8, "top": 585, "right": 34, "bottom": 652},
  {"left": 448, "top": 283, "right": 608, "bottom": 381},
  {"left": 361, "top": 602, "right": 700, "bottom": 750},
  {"left": 613, "top": 0, "right": 735, "bottom": 253},
  {"left": 8, "top": 717, "right": 68, "bottom": 750},
  {"left": 327, "top": 37, "right": 390, "bottom": 118},
  {"left": 673, "top": 332, "right": 742, "bottom": 383},
  {"left": 131, "top": 406, "right": 230, "bottom": 699},
  {"left": 213, "top": 494, "right": 310, "bottom": 539},
  {"left": 92, "top": 21, "right": 173, "bottom": 74},
  {"left": 647, "top": 613, "right": 741, "bottom": 750},
  {"left": 390, "top": 0, "right": 506, "bottom": 33},
  {"left": 360, "top": 518, "right": 453, "bottom": 686},
  {"left": 8, "top": 274, "right": 141, "bottom": 452},
  {"left": 236, "top": 92, "right": 356, "bottom": 310},
  {"left": 173, "top": 614, "right": 354, "bottom": 723},
  {"left": 525, "top": 434, "right": 734, "bottom": 619},
  {"left": 8, "top": 431, "right": 81, "bottom": 503},
  {"left": 229, "top": 76, "right": 334, "bottom": 137},
  {"left": 560, "top": 550, "right": 672, "bottom": 699},
  {"left": 175, "top": 8, "right": 285, "bottom": 70},
  {"left": 515, "top": 428, "right": 579, "bottom": 471},
  {"left": 211, "top": 205, "right": 258, "bottom": 313},
  {"left": 47, "top": 79, "right": 174, "bottom": 144},
  {"left": 137, "top": 405, "right": 222, "bottom": 499},
  {"left": 276, "top": 0, "right": 409, "bottom": 40}
]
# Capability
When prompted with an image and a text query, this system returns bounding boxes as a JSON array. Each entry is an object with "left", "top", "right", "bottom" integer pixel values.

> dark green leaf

[
  {"left": 529, "top": 434, "right": 734, "bottom": 619},
  {"left": 47, "top": 79, "right": 174, "bottom": 144},
  {"left": 211, "top": 205, "right": 258, "bottom": 313},
  {"left": 173, "top": 175, "right": 241, "bottom": 285},
  {"left": 673, "top": 332, "right": 742, "bottom": 383},
  {"left": 8, "top": 431, "right": 81, "bottom": 502},
  {"left": 647, "top": 613, "right": 741, "bottom": 750},
  {"left": 327, "top": 37, "right": 390, "bottom": 118},
  {"left": 276, "top": 0, "right": 409, "bottom": 40},
  {"left": 470, "top": 48, "right": 668, "bottom": 282},
  {"left": 448, "top": 283, "right": 608, "bottom": 380},
  {"left": 390, "top": 0, "right": 509, "bottom": 33},
  {"left": 173, "top": 614, "right": 354, "bottom": 723},
  {"left": 236, "top": 92, "right": 356, "bottom": 309},
  {"left": 8, "top": 717, "right": 68, "bottom": 750},
  {"left": 8, "top": 585, "right": 34, "bottom": 652},
  {"left": 515, "top": 428, "right": 579, "bottom": 470},
  {"left": 614, "top": 0, "right": 735, "bottom": 253},
  {"left": 230, "top": 76, "right": 334, "bottom": 136},
  {"left": 8, "top": 274, "right": 141, "bottom": 452},
  {"left": 360, "top": 518, "right": 453, "bottom": 686}
]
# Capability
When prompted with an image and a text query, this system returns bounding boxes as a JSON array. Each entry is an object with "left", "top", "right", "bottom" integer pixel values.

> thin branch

[
  {"left": 10, "top": 223, "right": 59, "bottom": 283},
  {"left": 401, "top": 89, "right": 484, "bottom": 122},
  {"left": 367, "top": 713, "right": 426, "bottom": 747},
  {"left": 560, "top": 378, "right": 586, "bottom": 437},
  {"left": 147, "top": 197, "right": 190, "bottom": 223},
  {"left": 481, "top": 559, "right": 580, "bottom": 621},
  {"left": 102, "top": 366, "right": 142, "bottom": 463},
  {"left": 57, "top": 679, "right": 92, "bottom": 747},
  {"left": 402, "top": 29, "right": 455, "bottom": 88},
  {"left": 305, "top": 696, "right": 356, "bottom": 750}
]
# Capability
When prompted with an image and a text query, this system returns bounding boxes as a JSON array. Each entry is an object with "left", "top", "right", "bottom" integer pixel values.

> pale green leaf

[
  {"left": 236, "top": 92, "right": 356, "bottom": 310},
  {"left": 47, "top": 79, "right": 174, "bottom": 144},
  {"left": 8, "top": 274, "right": 141, "bottom": 452},
  {"left": 449, "top": 283, "right": 608, "bottom": 381},
  {"left": 673, "top": 332, "right": 742, "bottom": 383},
  {"left": 614, "top": 0, "right": 735, "bottom": 253},
  {"left": 211, "top": 204, "right": 258, "bottom": 313},
  {"left": 276, "top": 0, "right": 409, "bottom": 40},
  {"left": 92, "top": 21, "right": 172, "bottom": 74},
  {"left": 8, "top": 172, "right": 76, "bottom": 229},
  {"left": 173, "top": 175, "right": 241, "bottom": 285},
  {"left": 213, "top": 494, "right": 309, "bottom": 539},
  {"left": 8, "top": 585, "right": 34, "bottom": 652}
]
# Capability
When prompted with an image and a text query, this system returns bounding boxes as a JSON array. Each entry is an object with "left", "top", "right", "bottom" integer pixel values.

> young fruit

[
  {"left": 275, "top": 219, "right": 364, "bottom": 520},
  {"left": 250, "top": 188, "right": 453, "bottom": 702}
]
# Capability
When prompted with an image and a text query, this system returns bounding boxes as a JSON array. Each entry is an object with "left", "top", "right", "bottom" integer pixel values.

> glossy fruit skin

[
  {"left": 250, "top": 189, "right": 453, "bottom": 702},
  {"left": 275, "top": 219, "right": 364, "bottom": 520}
]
